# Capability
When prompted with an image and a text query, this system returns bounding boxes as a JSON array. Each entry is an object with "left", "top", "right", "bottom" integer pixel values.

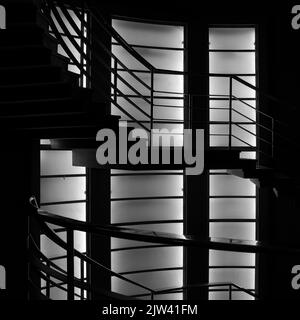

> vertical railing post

[
  {"left": 67, "top": 229, "right": 75, "bottom": 300},
  {"left": 229, "top": 284, "right": 232, "bottom": 301},
  {"left": 271, "top": 117, "right": 274, "bottom": 159},
  {"left": 80, "top": 258, "right": 85, "bottom": 300},
  {"left": 229, "top": 76, "right": 233, "bottom": 149},
  {"left": 150, "top": 69, "right": 154, "bottom": 147},
  {"left": 46, "top": 261, "right": 51, "bottom": 298}
]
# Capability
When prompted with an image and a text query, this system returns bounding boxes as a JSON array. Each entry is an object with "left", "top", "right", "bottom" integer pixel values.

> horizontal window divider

[
  {"left": 111, "top": 244, "right": 178, "bottom": 252},
  {"left": 117, "top": 267, "right": 183, "bottom": 276},
  {"left": 209, "top": 219, "right": 256, "bottom": 223},
  {"left": 40, "top": 200, "right": 87, "bottom": 206},
  {"left": 209, "top": 196, "right": 256, "bottom": 198},
  {"left": 208, "top": 288, "right": 255, "bottom": 292},
  {"left": 40, "top": 174, "right": 86, "bottom": 178},
  {"left": 111, "top": 196, "right": 184, "bottom": 201},
  {"left": 209, "top": 49, "right": 255, "bottom": 52},
  {"left": 111, "top": 172, "right": 184, "bottom": 176},
  {"left": 111, "top": 219, "right": 183, "bottom": 227},
  {"left": 209, "top": 266, "right": 256, "bottom": 269}
]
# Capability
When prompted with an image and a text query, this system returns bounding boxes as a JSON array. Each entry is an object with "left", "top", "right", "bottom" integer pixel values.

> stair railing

[
  {"left": 38, "top": 1, "right": 298, "bottom": 167},
  {"left": 29, "top": 197, "right": 300, "bottom": 300}
]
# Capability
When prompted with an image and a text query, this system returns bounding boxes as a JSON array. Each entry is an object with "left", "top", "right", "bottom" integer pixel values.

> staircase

[{"left": 1, "top": 0, "right": 299, "bottom": 301}]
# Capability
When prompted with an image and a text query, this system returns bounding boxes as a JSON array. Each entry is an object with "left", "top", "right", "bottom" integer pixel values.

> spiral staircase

[{"left": 0, "top": 0, "right": 299, "bottom": 300}]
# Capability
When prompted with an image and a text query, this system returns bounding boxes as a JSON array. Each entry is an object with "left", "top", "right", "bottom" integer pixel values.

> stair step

[
  {"left": 0, "top": 81, "right": 73, "bottom": 101},
  {"left": 0, "top": 97, "right": 87, "bottom": 116},
  {"left": 0, "top": 26, "right": 45, "bottom": 46},
  {"left": 0, "top": 65, "right": 76, "bottom": 85},
  {"left": 0, "top": 45, "right": 53, "bottom": 67}
]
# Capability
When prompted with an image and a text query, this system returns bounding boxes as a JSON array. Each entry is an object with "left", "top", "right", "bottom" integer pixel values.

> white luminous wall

[
  {"left": 40, "top": 146, "right": 87, "bottom": 300},
  {"left": 208, "top": 27, "right": 257, "bottom": 300},
  {"left": 111, "top": 19, "right": 185, "bottom": 299}
]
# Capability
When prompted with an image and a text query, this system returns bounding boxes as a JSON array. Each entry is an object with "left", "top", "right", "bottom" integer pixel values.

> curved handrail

[{"left": 34, "top": 207, "right": 300, "bottom": 256}]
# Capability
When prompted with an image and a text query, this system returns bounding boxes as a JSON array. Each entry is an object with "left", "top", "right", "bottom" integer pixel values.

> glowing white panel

[
  {"left": 232, "top": 124, "right": 256, "bottom": 147},
  {"left": 210, "top": 136, "right": 229, "bottom": 147},
  {"left": 68, "top": 64, "right": 80, "bottom": 74},
  {"left": 154, "top": 74, "right": 184, "bottom": 93},
  {"left": 111, "top": 175, "right": 183, "bottom": 198},
  {"left": 41, "top": 203, "right": 86, "bottom": 221},
  {"left": 57, "top": 37, "right": 81, "bottom": 63},
  {"left": 232, "top": 100, "right": 256, "bottom": 122},
  {"left": 40, "top": 177, "right": 86, "bottom": 203},
  {"left": 41, "top": 234, "right": 66, "bottom": 258},
  {"left": 209, "top": 28, "right": 255, "bottom": 50},
  {"left": 209, "top": 77, "right": 229, "bottom": 96},
  {"left": 0, "top": 265, "right": 5, "bottom": 289},
  {"left": 232, "top": 291, "right": 255, "bottom": 300},
  {"left": 209, "top": 250, "right": 255, "bottom": 266},
  {"left": 51, "top": 8, "right": 81, "bottom": 36},
  {"left": 155, "top": 293, "right": 183, "bottom": 300},
  {"left": 41, "top": 151, "right": 85, "bottom": 175},
  {"left": 112, "top": 46, "right": 147, "bottom": 71},
  {"left": 0, "top": 5, "right": 6, "bottom": 29},
  {"left": 232, "top": 76, "right": 256, "bottom": 98},
  {"left": 209, "top": 291, "right": 229, "bottom": 300},
  {"left": 112, "top": 269, "right": 183, "bottom": 296},
  {"left": 111, "top": 238, "right": 159, "bottom": 250},
  {"left": 209, "top": 174, "right": 255, "bottom": 196},
  {"left": 111, "top": 199, "right": 183, "bottom": 223},
  {"left": 127, "top": 223, "right": 183, "bottom": 234},
  {"left": 49, "top": 285, "right": 67, "bottom": 300},
  {"left": 112, "top": 247, "right": 183, "bottom": 273},
  {"left": 135, "top": 48, "right": 183, "bottom": 71},
  {"left": 154, "top": 106, "right": 184, "bottom": 121},
  {"left": 112, "top": 97, "right": 150, "bottom": 121},
  {"left": 209, "top": 268, "right": 255, "bottom": 289},
  {"left": 209, "top": 198, "right": 256, "bottom": 219},
  {"left": 210, "top": 52, "right": 255, "bottom": 74},
  {"left": 114, "top": 71, "right": 151, "bottom": 96},
  {"left": 112, "top": 20, "right": 184, "bottom": 48},
  {"left": 210, "top": 222, "right": 256, "bottom": 240},
  {"left": 210, "top": 124, "right": 229, "bottom": 135}
]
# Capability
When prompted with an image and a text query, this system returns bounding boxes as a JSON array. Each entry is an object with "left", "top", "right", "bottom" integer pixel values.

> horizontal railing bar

[
  {"left": 209, "top": 219, "right": 256, "bottom": 222},
  {"left": 112, "top": 42, "right": 185, "bottom": 51},
  {"left": 209, "top": 49, "right": 255, "bottom": 53},
  {"left": 118, "top": 267, "right": 183, "bottom": 276}
]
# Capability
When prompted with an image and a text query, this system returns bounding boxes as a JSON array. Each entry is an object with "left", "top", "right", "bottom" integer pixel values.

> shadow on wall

[
  {"left": 0, "top": 5, "right": 6, "bottom": 29},
  {"left": 0, "top": 265, "right": 6, "bottom": 290}
]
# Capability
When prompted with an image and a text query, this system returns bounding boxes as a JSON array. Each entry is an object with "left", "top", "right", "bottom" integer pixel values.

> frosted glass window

[
  {"left": 154, "top": 74, "right": 184, "bottom": 93},
  {"left": 209, "top": 250, "right": 255, "bottom": 266},
  {"left": 154, "top": 106, "right": 184, "bottom": 121},
  {"left": 209, "top": 198, "right": 256, "bottom": 219},
  {"left": 0, "top": 5, "right": 6, "bottom": 29},
  {"left": 112, "top": 247, "right": 183, "bottom": 273},
  {"left": 209, "top": 268, "right": 255, "bottom": 289},
  {"left": 232, "top": 291, "right": 255, "bottom": 300},
  {"left": 209, "top": 28, "right": 255, "bottom": 50},
  {"left": 209, "top": 77, "right": 229, "bottom": 96},
  {"left": 210, "top": 124, "right": 229, "bottom": 135},
  {"left": 155, "top": 293, "right": 183, "bottom": 300},
  {"left": 210, "top": 174, "right": 255, "bottom": 196},
  {"left": 209, "top": 222, "right": 256, "bottom": 240},
  {"left": 115, "top": 71, "right": 151, "bottom": 96},
  {"left": 232, "top": 124, "right": 256, "bottom": 147},
  {"left": 51, "top": 8, "right": 81, "bottom": 36},
  {"left": 41, "top": 234, "right": 66, "bottom": 258},
  {"left": 40, "top": 177, "right": 86, "bottom": 203},
  {"left": 41, "top": 203, "right": 86, "bottom": 221},
  {"left": 210, "top": 136, "right": 229, "bottom": 147},
  {"left": 112, "top": 269, "right": 183, "bottom": 296},
  {"left": 112, "top": 97, "right": 150, "bottom": 121},
  {"left": 209, "top": 291, "right": 229, "bottom": 300},
  {"left": 112, "top": 46, "right": 147, "bottom": 71},
  {"left": 232, "top": 100, "right": 256, "bottom": 122},
  {"left": 50, "top": 256, "right": 87, "bottom": 279},
  {"left": 111, "top": 175, "right": 183, "bottom": 198},
  {"left": 135, "top": 48, "right": 183, "bottom": 71},
  {"left": 41, "top": 151, "right": 85, "bottom": 175},
  {"left": 111, "top": 238, "right": 159, "bottom": 250},
  {"left": 112, "top": 20, "right": 184, "bottom": 48},
  {"left": 232, "top": 76, "right": 256, "bottom": 98},
  {"left": 68, "top": 64, "right": 80, "bottom": 74},
  {"left": 0, "top": 265, "right": 5, "bottom": 289},
  {"left": 57, "top": 37, "right": 81, "bottom": 63},
  {"left": 111, "top": 199, "right": 183, "bottom": 223},
  {"left": 209, "top": 52, "right": 255, "bottom": 74},
  {"left": 127, "top": 223, "right": 183, "bottom": 234}
]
